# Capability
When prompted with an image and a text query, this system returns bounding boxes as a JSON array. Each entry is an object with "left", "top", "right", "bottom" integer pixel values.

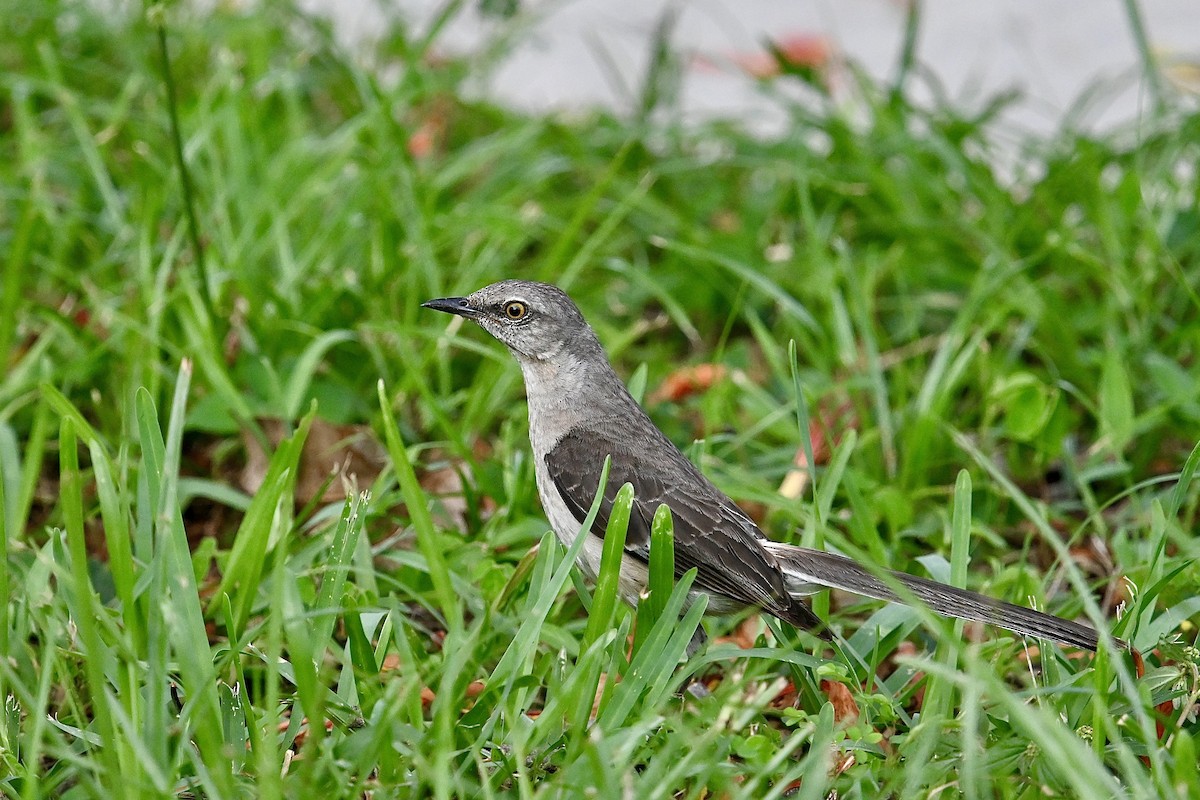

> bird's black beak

[{"left": 421, "top": 296, "right": 479, "bottom": 318}]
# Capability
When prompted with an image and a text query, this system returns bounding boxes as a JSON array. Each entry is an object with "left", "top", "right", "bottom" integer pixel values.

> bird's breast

[{"left": 532, "top": 449, "right": 582, "bottom": 549}]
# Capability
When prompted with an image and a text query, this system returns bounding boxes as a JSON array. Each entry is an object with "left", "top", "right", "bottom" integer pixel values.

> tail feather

[{"left": 763, "top": 542, "right": 1124, "bottom": 652}]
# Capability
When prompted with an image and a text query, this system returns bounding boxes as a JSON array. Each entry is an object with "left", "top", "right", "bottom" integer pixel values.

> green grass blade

[
  {"left": 58, "top": 417, "right": 121, "bottom": 791},
  {"left": 582, "top": 480, "right": 633, "bottom": 652},
  {"left": 89, "top": 440, "right": 140, "bottom": 646},
  {"left": 0, "top": 200, "right": 35, "bottom": 364},
  {"left": 136, "top": 363, "right": 233, "bottom": 791},
  {"left": 0, "top": 425, "right": 13, "bottom": 657},
  {"left": 378, "top": 379, "right": 462, "bottom": 632},
  {"left": 790, "top": 340, "right": 828, "bottom": 628},
  {"left": 789, "top": 340, "right": 819, "bottom": 518},
  {"left": 215, "top": 409, "right": 313, "bottom": 630},
  {"left": 904, "top": 469, "right": 971, "bottom": 798},
  {"left": 281, "top": 329, "right": 357, "bottom": 418},
  {"left": 633, "top": 503, "right": 674, "bottom": 654},
  {"left": 488, "top": 458, "right": 611, "bottom": 690},
  {"left": 311, "top": 490, "right": 369, "bottom": 649},
  {"left": 597, "top": 568, "right": 702, "bottom": 730},
  {"left": 1166, "top": 438, "right": 1200, "bottom": 521},
  {"left": 538, "top": 138, "right": 635, "bottom": 282}
]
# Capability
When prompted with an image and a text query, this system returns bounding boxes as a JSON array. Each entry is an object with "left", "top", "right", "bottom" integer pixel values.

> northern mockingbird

[{"left": 424, "top": 280, "right": 1121, "bottom": 652}]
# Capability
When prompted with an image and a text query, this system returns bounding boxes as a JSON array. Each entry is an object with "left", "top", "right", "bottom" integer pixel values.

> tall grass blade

[
  {"left": 378, "top": 379, "right": 462, "bottom": 632},
  {"left": 633, "top": 503, "right": 674, "bottom": 654}
]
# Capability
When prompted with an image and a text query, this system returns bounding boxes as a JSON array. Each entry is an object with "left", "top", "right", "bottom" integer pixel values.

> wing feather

[{"left": 544, "top": 426, "right": 823, "bottom": 632}]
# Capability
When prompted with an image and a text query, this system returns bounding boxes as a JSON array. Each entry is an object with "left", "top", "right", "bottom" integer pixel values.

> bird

[{"left": 423, "top": 279, "right": 1124, "bottom": 654}]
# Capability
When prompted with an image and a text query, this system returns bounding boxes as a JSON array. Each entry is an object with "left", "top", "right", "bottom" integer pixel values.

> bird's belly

[{"left": 533, "top": 453, "right": 587, "bottom": 548}]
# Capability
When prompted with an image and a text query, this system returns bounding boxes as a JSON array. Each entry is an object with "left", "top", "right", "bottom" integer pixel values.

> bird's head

[{"left": 423, "top": 280, "right": 600, "bottom": 363}]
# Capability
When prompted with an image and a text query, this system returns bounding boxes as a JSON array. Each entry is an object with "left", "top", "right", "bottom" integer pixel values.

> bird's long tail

[{"left": 762, "top": 542, "right": 1124, "bottom": 652}]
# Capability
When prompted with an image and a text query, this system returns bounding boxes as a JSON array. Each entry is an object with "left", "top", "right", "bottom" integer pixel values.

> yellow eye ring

[{"left": 504, "top": 301, "right": 527, "bottom": 320}]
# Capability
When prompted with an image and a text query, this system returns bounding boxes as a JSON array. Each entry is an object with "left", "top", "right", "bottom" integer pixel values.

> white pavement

[{"left": 300, "top": 0, "right": 1199, "bottom": 137}]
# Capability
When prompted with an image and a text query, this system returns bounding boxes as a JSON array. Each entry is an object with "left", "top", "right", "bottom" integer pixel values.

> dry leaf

[
  {"left": 406, "top": 95, "right": 452, "bottom": 158},
  {"left": 241, "top": 417, "right": 387, "bottom": 505},
  {"left": 591, "top": 672, "right": 609, "bottom": 720},
  {"left": 462, "top": 680, "right": 488, "bottom": 714},
  {"left": 710, "top": 209, "right": 741, "bottom": 233},
  {"left": 830, "top": 749, "right": 856, "bottom": 778},
  {"left": 651, "top": 363, "right": 728, "bottom": 403},
  {"left": 1164, "top": 56, "right": 1200, "bottom": 94},
  {"left": 779, "top": 399, "right": 856, "bottom": 499},
  {"left": 820, "top": 679, "right": 860, "bottom": 724},
  {"left": 407, "top": 122, "right": 439, "bottom": 158},
  {"left": 714, "top": 615, "right": 767, "bottom": 650},
  {"left": 420, "top": 460, "right": 473, "bottom": 532},
  {"left": 768, "top": 680, "right": 799, "bottom": 710}
]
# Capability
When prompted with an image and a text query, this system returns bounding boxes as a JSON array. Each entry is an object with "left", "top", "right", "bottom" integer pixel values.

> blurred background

[
  {"left": 301, "top": 0, "right": 1200, "bottom": 135},
  {"left": 2, "top": 1, "right": 1198, "bottom": 796}
]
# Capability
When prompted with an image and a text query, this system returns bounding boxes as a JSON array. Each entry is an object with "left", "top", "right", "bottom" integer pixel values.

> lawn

[{"left": 1, "top": 1, "right": 1198, "bottom": 797}]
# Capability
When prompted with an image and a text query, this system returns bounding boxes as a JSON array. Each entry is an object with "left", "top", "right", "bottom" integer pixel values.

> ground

[{"left": 0, "top": 1, "right": 1197, "bottom": 798}]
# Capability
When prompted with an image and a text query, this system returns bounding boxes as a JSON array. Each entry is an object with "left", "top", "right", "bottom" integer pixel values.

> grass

[{"left": 1, "top": 0, "right": 1198, "bottom": 797}]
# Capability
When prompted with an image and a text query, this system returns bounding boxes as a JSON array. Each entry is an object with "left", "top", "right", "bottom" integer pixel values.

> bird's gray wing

[{"left": 544, "top": 427, "right": 824, "bottom": 632}]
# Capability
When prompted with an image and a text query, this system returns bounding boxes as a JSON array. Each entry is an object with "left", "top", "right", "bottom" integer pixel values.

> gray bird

[{"left": 424, "top": 279, "right": 1121, "bottom": 653}]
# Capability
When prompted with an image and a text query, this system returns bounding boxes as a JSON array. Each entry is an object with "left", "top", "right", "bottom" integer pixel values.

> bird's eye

[{"left": 504, "top": 301, "right": 527, "bottom": 320}]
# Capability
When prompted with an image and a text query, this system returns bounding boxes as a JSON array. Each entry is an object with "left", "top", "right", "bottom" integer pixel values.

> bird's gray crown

[{"left": 423, "top": 280, "right": 603, "bottom": 364}]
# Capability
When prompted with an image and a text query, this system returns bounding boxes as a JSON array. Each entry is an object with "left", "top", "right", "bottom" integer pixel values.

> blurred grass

[{"left": 1, "top": 0, "right": 1198, "bottom": 797}]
